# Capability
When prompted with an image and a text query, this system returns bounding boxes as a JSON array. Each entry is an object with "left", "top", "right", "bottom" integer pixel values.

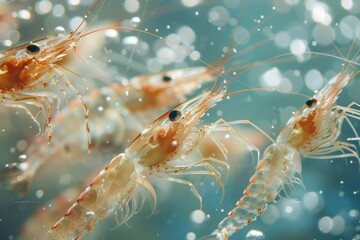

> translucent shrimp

[
  {"left": 0, "top": 65, "right": 214, "bottom": 196},
  {"left": 0, "top": 0, "right": 106, "bottom": 148},
  {"left": 202, "top": 43, "right": 360, "bottom": 240},
  {"left": 44, "top": 15, "right": 272, "bottom": 238}
]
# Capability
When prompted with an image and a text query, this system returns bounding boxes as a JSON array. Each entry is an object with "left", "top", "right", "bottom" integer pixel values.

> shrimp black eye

[
  {"left": 168, "top": 109, "right": 181, "bottom": 121},
  {"left": 305, "top": 99, "right": 317, "bottom": 107},
  {"left": 26, "top": 43, "right": 40, "bottom": 55},
  {"left": 162, "top": 75, "right": 172, "bottom": 82}
]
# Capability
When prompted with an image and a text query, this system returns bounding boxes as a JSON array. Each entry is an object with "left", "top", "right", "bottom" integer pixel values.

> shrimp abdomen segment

[{"left": 45, "top": 154, "right": 137, "bottom": 240}]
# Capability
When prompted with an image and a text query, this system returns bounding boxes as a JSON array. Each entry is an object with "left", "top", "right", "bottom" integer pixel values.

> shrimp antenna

[
  {"left": 225, "top": 87, "right": 310, "bottom": 99},
  {"left": 211, "top": 1, "right": 246, "bottom": 94},
  {"left": 70, "top": 0, "right": 105, "bottom": 38},
  {"left": 126, "top": 0, "right": 149, "bottom": 71}
]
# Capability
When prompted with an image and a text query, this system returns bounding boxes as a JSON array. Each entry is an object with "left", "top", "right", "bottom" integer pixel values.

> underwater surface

[{"left": 0, "top": 0, "right": 360, "bottom": 239}]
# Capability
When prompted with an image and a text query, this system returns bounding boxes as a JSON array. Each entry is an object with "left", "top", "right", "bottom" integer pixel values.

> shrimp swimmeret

[
  {"left": 0, "top": 66, "right": 214, "bottom": 196},
  {"left": 201, "top": 44, "right": 360, "bottom": 240},
  {"left": 0, "top": 0, "right": 107, "bottom": 149}
]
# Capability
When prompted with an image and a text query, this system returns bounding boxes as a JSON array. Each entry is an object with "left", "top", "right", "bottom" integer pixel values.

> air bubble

[
  {"left": 245, "top": 229, "right": 265, "bottom": 240},
  {"left": 54, "top": 26, "right": 65, "bottom": 36},
  {"left": 190, "top": 209, "right": 205, "bottom": 224}
]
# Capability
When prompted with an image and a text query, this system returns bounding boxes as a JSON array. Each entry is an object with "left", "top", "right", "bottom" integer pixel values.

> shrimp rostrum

[
  {"left": 202, "top": 42, "right": 360, "bottom": 240},
  {"left": 0, "top": 0, "right": 105, "bottom": 146}
]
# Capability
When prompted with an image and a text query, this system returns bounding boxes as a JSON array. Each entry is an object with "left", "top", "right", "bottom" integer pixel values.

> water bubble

[
  {"left": 310, "top": 2, "right": 332, "bottom": 25},
  {"left": 16, "top": 140, "right": 28, "bottom": 152},
  {"left": 1, "top": 40, "right": 13, "bottom": 47},
  {"left": 312, "top": 24, "right": 335, "bottom": 45},
  {"left": 124, "top": 0, "right": 140, "bottom": 13},
  {"left": 171, "top": 141, "right": 178, "bottom": 147},
  {"left": 318, "top": 216, "right": 333, "bottom": 233},
  {"left": 190, "top": 51, "right": 200, "bottom": 61},
  {"left": 177, "top": 25, "right": 196, "bottom": 45},
  {"left": 341, "top": 0, "right": 353, "bottom": 10},
  {"left": 233, "top": 26, "right": 250, "bottom": 45},
  {"left": 54, "top": 26, "right": 65, "bottom": 36},
  {"left": 182, "top": 0, "right": 201, "bottom": 7},
  {"left": 86, "top": 211, "right": 95, "bottom": 219},
  {"left": 303, "top": 191, "right": 322, "bottom": 213},
  {"left": 18, "top": 154, "right": 27, "bottom": 162},
  {"left": 260, "top": 67, "right": 283, "bottom": 88},
  {"left": 123, "top": 36, "right": 139, "bottom": 45},
  {"left": 186, "top": 232, "right": 196, "bottom": 240},
  {"left": 305, "top": 69, "right": 324, "bottom": 91},
  {"left": 35, "top": 0, "right": 53, "bottom": 15},
  {"left": 104, "top": 29, "right": 118, "bottom": 39},
  {"left": 331, "top": 215, "right": 345, "bottom": 235},
  {"left": 53, "top": 4, "right": 65, "bottom": 17},
  {"left": 68, "top": 0, "right": 80, "bottom": 6},
  {"left": 349, "top": 209, "right": 359, "bottom": 218},
  {"left": 290, "top": 39, "right": 307, "bottom": 56},
  {"left": 157, "top": 47, "right": 175, "bottom": 64},
  {"left": 36, "top": 189, "right": 44, "bottom": 198},
  {"left": 260, "top": 205, "right": 279, "bottom": 224},
  {"left": 17, "top": 10, "right": 31, "bottom": 20},
  {"left": 69, "top": 16, "right": 85, "bottom": 31},
  {"left": 245, "top": 229, "right": 265, "bottom": 240},
  {"left": 208, "top": 6, "right": 230, "bottom": 27},
  {"left": 190, "top": 209, "right": 205, "bottom": 224}
]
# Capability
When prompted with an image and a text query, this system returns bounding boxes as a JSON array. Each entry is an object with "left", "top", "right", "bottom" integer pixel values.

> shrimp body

[
  {"left": 46, "top": 154, "right": 140, "bottom": 240},
  {"left": 125, "top": 66, "right": 215, "bottom": 112},
  {"left": 0, "top": 0, "right": 105, "bottom": 145},
  {"left": 207, "top": 144, "right": 301, "bottom": 240},
  {"left": 203, "top": 58, "right": 360, "bottom": 239}
]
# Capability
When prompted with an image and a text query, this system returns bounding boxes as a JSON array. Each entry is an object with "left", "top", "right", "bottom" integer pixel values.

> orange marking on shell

[
  {"left": 249, "top": 175, "right": 256, "bottom": 184},
  {"left": 51, "top": 221, "right": 60, "bottom": 230},
  {"left": 227, "top": 210, "right": 234, "bottom": 217},
  {"left": 242, "top": 188, "right": 249, "bottom": 196},
  {"left": 65, "top": 208, "right": 73, "bottom": 217},
  {"left": 256, "top": 160, "right": 264, "bottom": 171},
  {"left": 77, "top": 192, "right": 85, "bottom": 202},
  {"left": 235, "top": 227, "right": 240, "bottom": 232},
  {"left": 257, "top": 207, "right": 262, "bottom": 214},
  {"left": 247, "top": 218, "right": 252, "bottom": 225},
  {"left": 235, "top": 200, "right": 242, "bottom": 207},
  {"left": 290, "top": 111, "right": 317, "bottom": 147}
]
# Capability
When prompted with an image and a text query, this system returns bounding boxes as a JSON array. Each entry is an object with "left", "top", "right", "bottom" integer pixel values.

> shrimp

[
  {"left": 0, "top": 0, "right": 107, "bottom": 149},
  {"left": 44, "top": 11, "right": 275, "bottom": 238},
  {"left": 0, "top": 64, "right": 217, "bottom": 196},
  {"left": 201, "top": 40, "right": 360, "bottom": 240}
]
